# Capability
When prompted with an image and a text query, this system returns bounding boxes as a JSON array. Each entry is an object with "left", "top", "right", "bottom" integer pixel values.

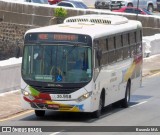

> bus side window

[
  {"left": 137, "top": 43, "right": 142, "bottom": 54},
  {"left": 123, "top": 33, "right": 129, "bottom": 46},
  {"left": 136, "top": 30, "right": 142, "bottom": 43},
  {"left": 129, "top": 31, "right": 136, "bottom": 45},
  {"left": 99, "top": 38, "right": 107, "bottom": 51},
  {"left": 108, "top": 37, "right": 116, "bottom": 64},
  {"left": 94, "top": 40, "right": 100, "bottom": 68},
  {"left": 115, "top": 35, "right": 122, "bottom": 48},
  {"left": 123, "top": 33, "right": 130, "bottom": 59},
  {"left": 130, "top": 31, "right": 137, "bottom": 57},
  {"left": 101, "top": 38, "right": 108, "bottom": 65},
  {"left": 108, "top": 37, "right": 115, "bottom": 50},
  {"left": 101, "top": 52, "right": 108, "bottom": 66},
  {"left": 136, "top": 30, "right": 142, "bottom": 54},
  {"left": 115, "top": 35, "right": 123, "bottom": 61}
]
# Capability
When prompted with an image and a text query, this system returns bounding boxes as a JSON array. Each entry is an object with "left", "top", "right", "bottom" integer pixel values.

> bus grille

[{"left": 30, "top": 85, "right": 79, "bottom": 94}]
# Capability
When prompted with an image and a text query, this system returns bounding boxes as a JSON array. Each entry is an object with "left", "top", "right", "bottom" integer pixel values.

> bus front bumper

[{"left": 22, "top": 95, "right": 94, "bottom": 113}]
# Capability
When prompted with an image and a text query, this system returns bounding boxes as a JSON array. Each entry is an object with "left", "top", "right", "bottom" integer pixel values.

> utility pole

[{"left": 136, "top": 0, "right": 140, "bottom": 20}]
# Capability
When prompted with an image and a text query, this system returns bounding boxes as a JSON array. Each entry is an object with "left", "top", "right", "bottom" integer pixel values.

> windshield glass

[{"left": 22, "top": 45, "right": 92, "bottom": 83}]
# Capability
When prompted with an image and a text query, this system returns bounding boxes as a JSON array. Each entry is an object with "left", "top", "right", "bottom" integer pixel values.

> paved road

[{"left": 0, "top": 73, "right": 160, "bottom": 134}]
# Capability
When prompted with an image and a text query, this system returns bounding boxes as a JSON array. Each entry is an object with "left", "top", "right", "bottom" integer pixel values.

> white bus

[{"left": 21, "top": 14, "right": 143, "bottom": 118}]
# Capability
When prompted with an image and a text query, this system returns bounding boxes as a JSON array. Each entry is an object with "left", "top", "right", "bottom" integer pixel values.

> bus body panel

[
  {"left": 94, "top": 55, "right": 142, "bottom": 107},
  {"left": 95, "top": 58, "right": 129, "bottom": 106}
]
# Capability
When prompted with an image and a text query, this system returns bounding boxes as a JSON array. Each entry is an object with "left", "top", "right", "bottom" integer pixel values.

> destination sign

[{"left": 25, "top": 33, "right": 91, "bottom": 45}]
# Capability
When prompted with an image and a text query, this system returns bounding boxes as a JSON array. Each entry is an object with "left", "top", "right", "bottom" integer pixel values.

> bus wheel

[
  {"left": 121, "top": 82, "right": 130, "bottom": 108},
  {"left": 35, "top": 110, "right": 45, "bottom": 117},
  {"left": 93, "top": 94, "right": 103, "bottom": 118}
]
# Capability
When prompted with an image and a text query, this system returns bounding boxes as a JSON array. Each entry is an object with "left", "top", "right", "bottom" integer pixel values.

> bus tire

[
  {"left": 92, "top": 93, "right": 104, "bottom": 118},
  {"left": 35, "top": 110, "right": 45, "bottom": 117},
  {"left": 121, "top": 82, "right": 130, "bottom": 108}
]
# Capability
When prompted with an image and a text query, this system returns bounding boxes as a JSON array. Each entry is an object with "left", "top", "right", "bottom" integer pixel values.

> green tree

[{"left": 54, "top": 7, "right": 67, "bottom": 18}]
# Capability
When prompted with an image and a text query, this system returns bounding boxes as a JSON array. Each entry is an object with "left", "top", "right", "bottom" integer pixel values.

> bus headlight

[
  {"left": 22, "top": 90, "right": 35, "bottom": 100},
  {"left": 77, "top": 92, "right": 92, "bottom": 102},
  {"left": 23, "top": 91, "right": 29, "bottom": 96}
]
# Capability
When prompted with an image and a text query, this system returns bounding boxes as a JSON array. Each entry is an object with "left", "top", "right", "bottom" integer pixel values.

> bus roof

[{"left": 25, "top": 14, "right": 142, "bottom": 39}]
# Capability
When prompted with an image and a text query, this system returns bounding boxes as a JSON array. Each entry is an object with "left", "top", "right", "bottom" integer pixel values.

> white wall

[
  {"left": 143, "top": 34, "right": 160, "bottom": 57},
  {"left": 0, "top": 58, "right": 22, "bottom": 93}
]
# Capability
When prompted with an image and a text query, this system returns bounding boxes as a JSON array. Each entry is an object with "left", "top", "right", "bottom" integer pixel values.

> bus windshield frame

[{"left": 22, "top": 33, "right": 93, "bottom": 87}]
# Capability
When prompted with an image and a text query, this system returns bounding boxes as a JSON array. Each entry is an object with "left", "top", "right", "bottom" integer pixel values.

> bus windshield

[{"left": 22, "top": 45, "right": 92, "bottom": 83}]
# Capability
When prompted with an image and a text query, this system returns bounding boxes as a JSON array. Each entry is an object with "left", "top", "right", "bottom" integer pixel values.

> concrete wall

[
  {"left": 143, "top": 34, "right": 160, "bottom": 56},
  {"left": 0, "top": 22, "right": 34, "bottom": 60},
  {"left": 0, "top": 0, "right": 160, "bottom": 60},
  {"left": 1, "top": 1, "right": 160, "bottom": 30},
  {"left": 0, "top": 57, "right": 22, "bottom": 93}
]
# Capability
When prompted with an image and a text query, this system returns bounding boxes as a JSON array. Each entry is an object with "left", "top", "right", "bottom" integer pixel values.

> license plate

[{"left": 48, "top": 104, "right": 59, "bottom": 109}]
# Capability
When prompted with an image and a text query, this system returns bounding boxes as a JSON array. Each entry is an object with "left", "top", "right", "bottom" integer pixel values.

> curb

[{"left": 150, "top": 69, "right": 160, "bottom": 74}]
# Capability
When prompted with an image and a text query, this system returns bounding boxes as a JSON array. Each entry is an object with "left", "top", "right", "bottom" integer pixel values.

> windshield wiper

[{"left": 66, "top": 45, "right": 77, "bottom": 57}]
